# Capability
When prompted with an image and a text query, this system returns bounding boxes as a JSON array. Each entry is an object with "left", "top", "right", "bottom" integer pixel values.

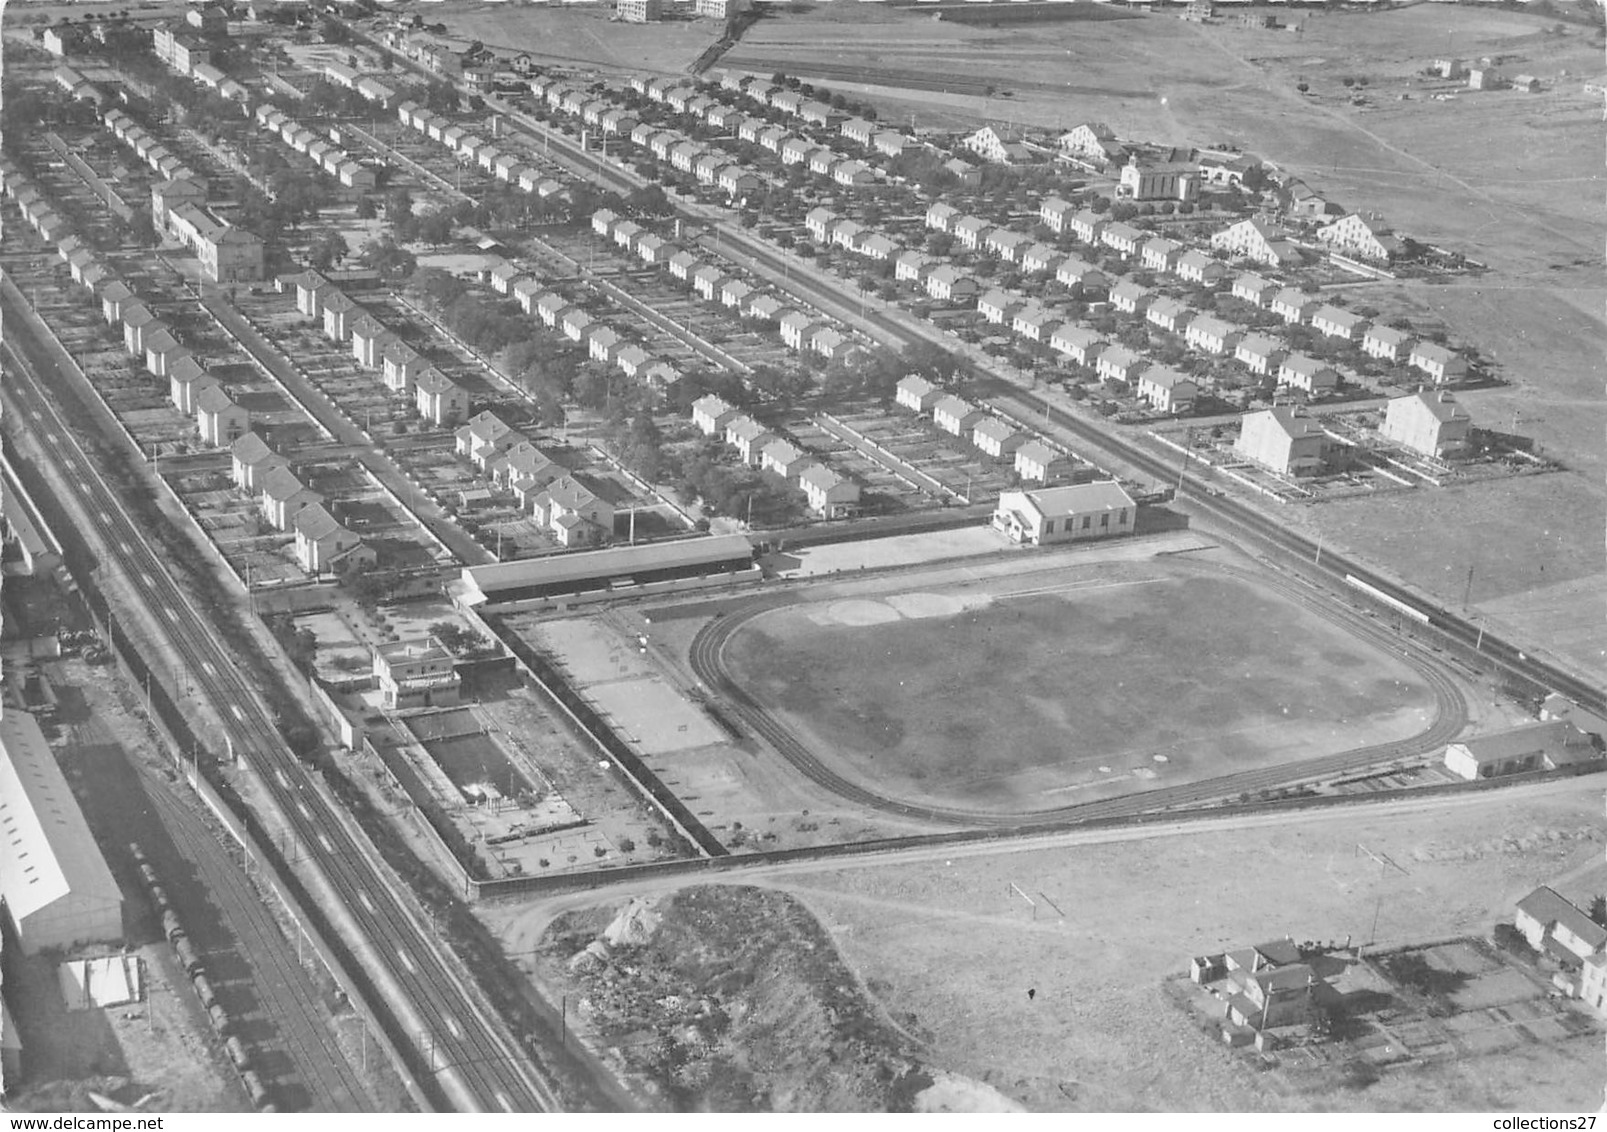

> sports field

[{"left": 720, "top": 559, "right": 1440, "bottom": 813}]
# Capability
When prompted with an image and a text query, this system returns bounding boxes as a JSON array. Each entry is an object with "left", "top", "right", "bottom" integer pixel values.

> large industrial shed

[
  {"left": 0, "top": 712, "right": 124, "bottom": 955},
  {"left": 458, "top": 534, "right": 758, "bottom": 607}
]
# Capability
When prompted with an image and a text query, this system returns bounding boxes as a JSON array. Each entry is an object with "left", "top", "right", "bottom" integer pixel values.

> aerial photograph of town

[{"left": 0, "top": 0, "right": 1601, "bottom": 1115}]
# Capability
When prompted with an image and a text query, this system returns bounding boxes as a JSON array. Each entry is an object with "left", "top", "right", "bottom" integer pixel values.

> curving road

[{"left": 687, "top": 554, "right": 1468, "bottom": 829}]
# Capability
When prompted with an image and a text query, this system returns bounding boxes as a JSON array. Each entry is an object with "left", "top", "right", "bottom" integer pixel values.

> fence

[{"left": 486, "top": 620, "right": 728, "bottom": 860}]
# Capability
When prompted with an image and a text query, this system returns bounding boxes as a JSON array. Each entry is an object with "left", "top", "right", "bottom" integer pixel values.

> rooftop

[
  {"left": 1516, "top": 885, "right": 1607, "bottom": 950},
  {"left": 1021, "top": 480, "right": 1134, "bottom": 516},
  {"left": 0, "top": 712, "right": 122, "bottom": 931}
]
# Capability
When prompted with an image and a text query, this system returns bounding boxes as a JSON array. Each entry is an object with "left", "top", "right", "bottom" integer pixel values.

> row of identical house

[{"left": 689, "top": 396, "right": 860, "bottom": 518}]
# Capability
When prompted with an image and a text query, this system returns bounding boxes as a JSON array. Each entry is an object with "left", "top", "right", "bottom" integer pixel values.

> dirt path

[{"left": 486, "top": 772, "right": 1596, "bottom": 949}]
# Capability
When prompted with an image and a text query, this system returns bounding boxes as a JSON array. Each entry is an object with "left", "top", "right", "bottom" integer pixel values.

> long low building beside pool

[
  {"left": 457, "top": 534, "right": 758, "bottom": 608},
  {"left": 991, "top": 482, "right": 1136, "bottom": 546}
]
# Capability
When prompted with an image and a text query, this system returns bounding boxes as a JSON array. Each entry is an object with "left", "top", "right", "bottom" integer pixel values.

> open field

[
  {"left": 407, "top": 0, "right": 723, "bottom": 75},
  {"left": 774, "top": 781, "right": 1607, "bottom": 1111},
  {"left": 720, "top": 555, "right": 1441, "bottom": 813},
  {"left": 490, "top": 779, "right": 1607, "bottom": 1111},
  {"left": 1286, "top": 471, "right": 1605, "bottom": 683}
]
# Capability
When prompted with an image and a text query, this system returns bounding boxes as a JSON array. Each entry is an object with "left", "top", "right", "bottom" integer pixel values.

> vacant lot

[
  {"left": 765, "top": 778, "right": 1606, "bottom": 1112},
  {"left": 721, "top": 557, "right": 1440, "bottom": 813},
  {"left": 1286, "top": 471, "right": 1605, "bottom": 683},
  {"left": 419, "top": 1, "right": 723, "bottom": 74}
]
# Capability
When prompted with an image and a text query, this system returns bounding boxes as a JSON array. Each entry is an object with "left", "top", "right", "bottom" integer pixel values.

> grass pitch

[{"left": 721, "top": 560, "right": 1437, "bottom": 812}]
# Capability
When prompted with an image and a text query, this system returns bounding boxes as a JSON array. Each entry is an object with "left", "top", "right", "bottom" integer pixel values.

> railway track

[
  {"left": 686, "top": 553, "right": 1468, "bottom": 829},
  {"left": 988, "top": 389, "right": 1606, "bottom": 716},
  {"left": 1, "top": 295, "right": 562, "bottom": 1113},
  {"left": 136, "top": 759, "right": 376, "bottom": 1112}
]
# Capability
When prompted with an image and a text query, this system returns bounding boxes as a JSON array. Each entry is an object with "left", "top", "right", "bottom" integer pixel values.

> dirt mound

[
  {"left": 914, "top": 1070, "right": 1027, "bottom": 1113},
  {"left": 542, "top": 885, "right": 935, "bottom": 1111},
  {"left": 601, "top": 896, "right": 662, "bottom": 948}
]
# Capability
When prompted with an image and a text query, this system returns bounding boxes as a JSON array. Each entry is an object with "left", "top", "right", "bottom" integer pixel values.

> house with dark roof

[
  {"left": 259, "top": 466, "right": 322, "bottom": 531},
  {"left": 169, "top": 355, "right": 217, "bottom": 415},
  {"left": 1514, "top": 885, "right": 1607, "bottom": 965},
  {"left": 230, "top": 431, "right": 287, "bottom": 493},
  {"left": 532, "top": 475, "right": 613, "bottom": 547},
  {"left": 196, "top": 384, "right": 248, "bottom": 447},
  {"left": 294, "top": 504, "right": 374, "bottom": 576},
  {"left": 414, "top": 369, "right": 468, "bottom": 426},
  {"left": 1444, "top": 722, "right": 1596, "bottom": 783}
]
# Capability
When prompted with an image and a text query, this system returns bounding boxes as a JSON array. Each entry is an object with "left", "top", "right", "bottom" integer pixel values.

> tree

[
  {"left": 360, "top": 234, "right": 416, "bottom": 279},
  {"left": 1590, "top": 895, "right": 1607, "bottom": 928},
  {"left": 308, "top": 230, "right": 348, "bottom": 271},
  {"left": 902, "top": 339, "right": 959, "bottom": 382},
  {"left": 355, "top": 196, "right": 377, "bottom": 220},
  {"left": 127, "top": 209, "right": 158, "bottom": 248},
  {"left": 627, "top": 182, "right": 670, "bottom": 217},
  {"left": 341, "top": 564, "right": 389, "bottom": 609},
  {"left": 320, "top": 16, "right": 350, "bottom": 45},
  {"left": 414, "top": 208, "right": 456, "bottom": 245}
]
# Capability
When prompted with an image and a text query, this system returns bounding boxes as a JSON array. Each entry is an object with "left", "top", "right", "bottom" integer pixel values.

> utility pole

[{"left": 1462, "top": 564, "right": 1474, "bottom": 611}]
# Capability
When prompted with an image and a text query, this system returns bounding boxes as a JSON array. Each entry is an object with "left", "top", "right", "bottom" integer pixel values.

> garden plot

[
  {"left": 369, "top": 294, "right": 510, "bottom": 404},
  {"left": 783, "top": 414, "right": 929, "bottom": 511},
  {"left": 380, "top": 597, "right": 471, "bottom": 643},
  {"left": 395, "top": 443, "right": 485, "bottom": 502},
  {"left": 168, "top": 465, "right": 305, "bottom": 585},
  {"left": 294, "top": 607, "right": 376, "bottom": 686}
]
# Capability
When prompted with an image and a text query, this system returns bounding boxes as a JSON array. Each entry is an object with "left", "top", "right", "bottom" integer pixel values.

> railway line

[
  {"left": 686, "top": 553, "right": 1468, "bottom": 828},
  {"left": 136, "top": 758, "right": 376, "bottom": 1112},
  {"left": 0, "top": 291, "right": 569, "bottom": 1113}
]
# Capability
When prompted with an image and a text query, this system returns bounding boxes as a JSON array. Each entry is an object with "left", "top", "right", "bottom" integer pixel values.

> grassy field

[
  {"left": 404, "top": 0, "right": 722, "bottom": 75},
  {"left": 491, "top": 779, "right": 1607, "bottom": 1111},
  {"left": 721, "top": 558, "right": 1438, "bottom": 813},
  {"left": 1287, "top": 472, "right": 1605, "bottom": 683},
  {"left": 769, "top": 779, "right": 1607, "bottom": 1112}
]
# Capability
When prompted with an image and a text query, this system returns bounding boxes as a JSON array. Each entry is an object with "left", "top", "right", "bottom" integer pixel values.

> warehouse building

[{"left": 0, "top": 713, "right": 124, "bottom": 955}]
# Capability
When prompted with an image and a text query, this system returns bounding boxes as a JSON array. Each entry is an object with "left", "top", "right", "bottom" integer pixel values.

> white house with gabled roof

[
  {"left": 1409, "top": 341, "right": 1468, "bottom": 384},
  {"left": 993, "top": 481, "right": 1135, "bottom": 545},
  {"left": 1381, "top": 389, "right": 1472, "bottom": 458},
  {"left": 1136, "top": 366, "right": 1198, "bottom": 414}
]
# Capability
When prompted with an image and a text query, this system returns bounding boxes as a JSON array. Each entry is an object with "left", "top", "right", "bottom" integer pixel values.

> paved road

[
  {"left": 2, "top": 284, "right": 568, "bottom": 1113},
  {"left": 199, "top": 293, "right": 495, "bottom": 566}
]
